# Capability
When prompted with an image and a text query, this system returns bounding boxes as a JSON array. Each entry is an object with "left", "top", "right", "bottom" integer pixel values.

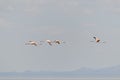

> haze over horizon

[{"left": 0, "top": 0, "right": 120, "bottom": 73}]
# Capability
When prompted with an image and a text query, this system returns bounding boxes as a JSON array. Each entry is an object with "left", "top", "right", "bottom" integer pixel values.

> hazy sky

[{"left": 1, "top": 0, "right": 120, "bottom": 72}]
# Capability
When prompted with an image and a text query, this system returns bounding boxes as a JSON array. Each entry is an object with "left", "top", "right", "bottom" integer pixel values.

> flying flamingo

[
  {"left": 90, "top": 37, "right": 106, "bottom": 43},
  {"left": 25, "top": 40, "right": 39, "bottom": 46},
  {"left": 54, "top": 40, "right": 66, "bottom": 44},
  {"left": 93, "top": 37, "right": 100, "bottom": 42},
  {"left": 40, "top": 40, "right": 53, "bottom": 46},
  {"left": 46, "top": 40, "right": 53, "bottom": 46}
]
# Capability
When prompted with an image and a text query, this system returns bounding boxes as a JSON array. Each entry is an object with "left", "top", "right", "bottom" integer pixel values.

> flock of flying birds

[
  {"left": 25, "top": 36, "right": 105, "bottom": 46},
  {"left": 25, "top": 40, "right": 66, "bottom": 46}
]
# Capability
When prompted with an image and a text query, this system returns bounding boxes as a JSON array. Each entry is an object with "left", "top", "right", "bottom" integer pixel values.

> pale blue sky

[{"left": 0, "top": 0, "right": 120, "bottom": 72}]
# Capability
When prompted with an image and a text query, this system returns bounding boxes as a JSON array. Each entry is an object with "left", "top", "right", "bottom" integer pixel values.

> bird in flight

[
  {"left": 40, "top": 40, "right": 53, "bottom": 46},
  {"left": 25, "top": 40, "right": 39, "bottom": 46},
  {"left": 46, "top": 40, "right": 53, "bottom": 46},
  {"left": 93, "top": 37, "right": 100, "bottom": 43},
  {"left": 53, "top": 40, "right": 66, "bottom": 44},
  {"left": 90, "top": 37, "right": 106, "bottom": 43}
]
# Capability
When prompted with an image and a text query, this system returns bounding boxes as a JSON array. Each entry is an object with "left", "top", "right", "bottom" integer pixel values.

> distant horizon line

[{"left": 0, "top": 64, "right": 120, "bottom": 73}]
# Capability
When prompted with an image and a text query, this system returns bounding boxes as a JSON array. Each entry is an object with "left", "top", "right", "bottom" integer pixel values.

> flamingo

[
  {"left": 25, "top": 40, "right": 38, "bottom": 46},
  {"left": 93, "top": 37, "right": 100, "bottom": 42},
  {"left": 91, "top": 37, "right": 106, "bottom": 43},
  {"left": 46, "top": 40, "right": 53, "bottom": 46},
  {"left": 54, "top": 40, "right": 66, "bottom": 44},
  {"left": 54, "top": 40, "right": 61, "bottom": 44},
  {"left": 40, "top": 40, "right": 53, "bottom": 46}
]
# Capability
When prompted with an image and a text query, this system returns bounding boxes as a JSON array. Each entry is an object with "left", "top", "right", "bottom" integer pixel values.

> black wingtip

[{"left": 93, "top": 37, "right": 96, "bottom": 39}]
